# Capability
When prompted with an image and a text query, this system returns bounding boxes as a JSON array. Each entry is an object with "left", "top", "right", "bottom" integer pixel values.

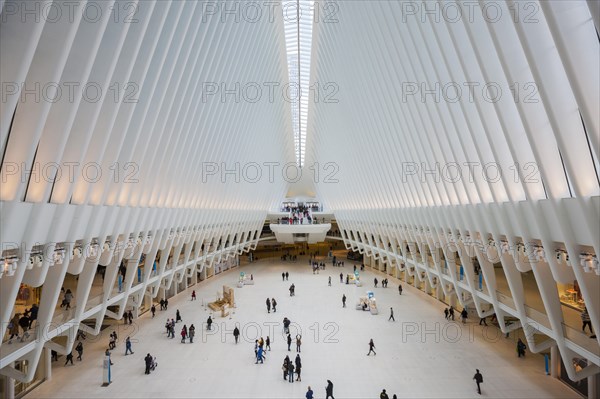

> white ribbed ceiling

[
  {"left": 0, "top": 0, "right": 296, "bottom": 212},
  {"left": 308, "top": 0, "right": 599, "bottom": 211}
]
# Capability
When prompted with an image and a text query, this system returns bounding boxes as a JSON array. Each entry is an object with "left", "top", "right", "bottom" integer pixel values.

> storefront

[
  {"left": 557, "top": 281, "right": 585, "bottom": 311},
  {"left": 14, "top": 284, "right": 41, "bottom": 317}
]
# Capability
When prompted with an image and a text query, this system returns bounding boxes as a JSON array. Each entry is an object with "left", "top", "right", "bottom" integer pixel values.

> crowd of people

[
  {"left": 266, "top": 298, "right": 278, "bottom": 313},
  {"left": 373, "top": 277, "right": 391, "bottom": 288},
  {"left": 6, "top": 304, "right": 38, "bottom": 344},
  {"left": 24, "top": 248, "right": 536, "bottom": 398}
]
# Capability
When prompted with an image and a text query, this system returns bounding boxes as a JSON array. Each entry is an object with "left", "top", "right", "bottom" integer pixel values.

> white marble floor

[{"left": 27, "top": 257, "right": 581, "bottom": 399}]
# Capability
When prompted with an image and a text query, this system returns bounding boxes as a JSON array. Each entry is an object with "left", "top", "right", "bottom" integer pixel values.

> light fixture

[
  {"left": 579, "top": 253, "right": 594, "bottom": 272},
  {"left": 537, "top": 246, "right": 545, "bottom": 262},
  {"left": 87, "top": 243, "right": 100, "bottom": 259},
  {"left": 72, "top": 246, "right": 83, "bottom": 259},
  {"left": 53, "top": 249, "right": 66, "bottom": 265},
  {"left": 0, "top": 257, "right": 19, "bottom": 278},
  {"left": 28, "top": 254, "right": 43, "bottom": 269}
]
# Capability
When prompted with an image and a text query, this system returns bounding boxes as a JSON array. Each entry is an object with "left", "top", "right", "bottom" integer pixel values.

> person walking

[
  {"left": 75, "top": 341, "right": 83, "bottom": 361},
  {"left": 64, "top": 351, "right": 74, "bottom": 366},
  {"left": 479, "top": 316, "right": 488, "bottom": 326},
  {"left": 266, "top": 336, "right": 271, "bottom": 351},
  {"left": 7, "top": 313, "right": 20, "bottom": 343},
  {"left": 25, "top": 304, "right": 39, "bottom": 329},
  {"left": 295, "top": 354, "right": 302, "bottom": 382},
  {"left": 340, "top": 272, "right": 343, "bottom": 283},
  {"left": 367, "top": 338, "right": 376, "bottom": 356},
  {"left": 374, "top": 278, "right": 378, "bottom": 288},
  {"left": 282, "top": 356, "right": 290, "bottom": 380},
  {"left": 272, "top": 298, "right": 277, "bottom": 312},
  {"left": 176, "top": 309, "right": 182, "bottom": 323},
  {"left": 207, "top": 316, "right": 213, "bottom": 330},
  {"left": 461, "top": 308, "right": 468, "bottom": 324},
  {"left": 398, "top": 284, "right": 403, "bottom": 295},
  {"left": 287, "top": 333, "right": 292, "bottom": 351},
  {"left": 266, "top": 298, "right": 271, "bottom": 313},
  {"left": 306, "top": 386, "right": 314, "bottom": 399},
  {"left": 326, "top": 380, "right": 335, "bottom": 399},
  {"left": 181, "top": 326, "right": 187, "bottom": 343},
  {"left": 285, "top": 272, "right": 289, "bottom": 281},
  {"left": 449, "top": 306, "right": 455, "bottom": 321},
  {"left": 388, "top": 307, "right": 395, "bottom": 322},
  {"left": 444, "top": 308, "right": 449, "bottom": 320},
  {"left": 517, "top": 338, "right": 527, "bottom": 357},
  {"left": 125, "top": 336, "right": 134, "bottom": 355},
  {"left": 296, "top": 334, "right": 302, "bottom": 352},
  {"left": 380, "top": 389, "right": 390, "bottom": 399},
  {"left": 342, "top": 294, "right": 346, "bottom": 308},
  {"left": 233, "top": 326, "right": 240, "bottom": 343},
  {"left": 328, "top": 276, "right": 332, "bottom": 286},
  {"left": 144, "top": 353, "right": 153, "bottom": 374},
  {"left": 189, "top": 324, "right": 195, "bottom": 343},
  {"left": 159, "top": 299, "right": 165, "bottom": 310},
  {"left": 282, "top": 272, "right": 285, "bottom": 281},
  {"left": 128, "top": 310, "right": 133, "bottom": 325},
  {"left": 151, "top": 304, "right": 156, "bottom": 318},
  {"left": 288, "top": 361, "right": 295, "bottom": 382},
  {"left": 63, "top": 289, "right": 73, "bottom": 310},
  {"left": 255, "top": 345, "right": 264, "bottom": 364},
  {"left": 191, "top": 290, "right": 196, "bottom": 300},
  {"left": 582, "top": 308, "right": 594, "bottom": 334},
  {"left": 18, "top": 314, "right": 30, "bottom": 342},
  {"left": 473, "top": 369, "right": 483, "bottom": 394}
]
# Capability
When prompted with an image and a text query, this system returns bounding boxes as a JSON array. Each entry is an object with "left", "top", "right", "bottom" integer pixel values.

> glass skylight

[{"left": 282, "top": 0, "right": 314, "bottom": 167}]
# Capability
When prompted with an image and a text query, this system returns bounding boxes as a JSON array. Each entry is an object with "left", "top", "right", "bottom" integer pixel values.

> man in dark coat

[
  {"left": 473, "top": 369, "right": 483, "bottom": 394},
  {"left": 145, "top": 353, "right": 153, "bottom": 374},
  {"left": 326, "top": 380, "right": 335, "bottom": 399}
]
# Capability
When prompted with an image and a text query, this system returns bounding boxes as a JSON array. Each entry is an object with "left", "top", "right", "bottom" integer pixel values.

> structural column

[
  {"left": 588, "top": 372, "right": 598, "bottom": 399},
  {"left": 44, "top": 348, "right": 52, "bottom": 380},
  {"left": 4, "top": 374, "right": 14, "bottom": 399},
  {"left": 550, "top": 345, "right": 559, "bottom": 378}
]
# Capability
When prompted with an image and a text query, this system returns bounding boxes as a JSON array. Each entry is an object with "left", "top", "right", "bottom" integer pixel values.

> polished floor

[{"left": 27, "top": 257, "right": 580, "bottom": 398}]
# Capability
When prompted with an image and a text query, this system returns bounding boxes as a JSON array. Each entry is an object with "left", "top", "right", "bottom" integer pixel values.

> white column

[
  {"left": 44, "top": 348, "right": 52, "bottom": 380},
  {"left": 550, "top": 346, "right": 559, "bottom": 378},
  {"left": 588, "top": 372, "right": 598, "bottom": 399},
  {"left": 4, "top": 375, "right": 14, "bottom": 399}
]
